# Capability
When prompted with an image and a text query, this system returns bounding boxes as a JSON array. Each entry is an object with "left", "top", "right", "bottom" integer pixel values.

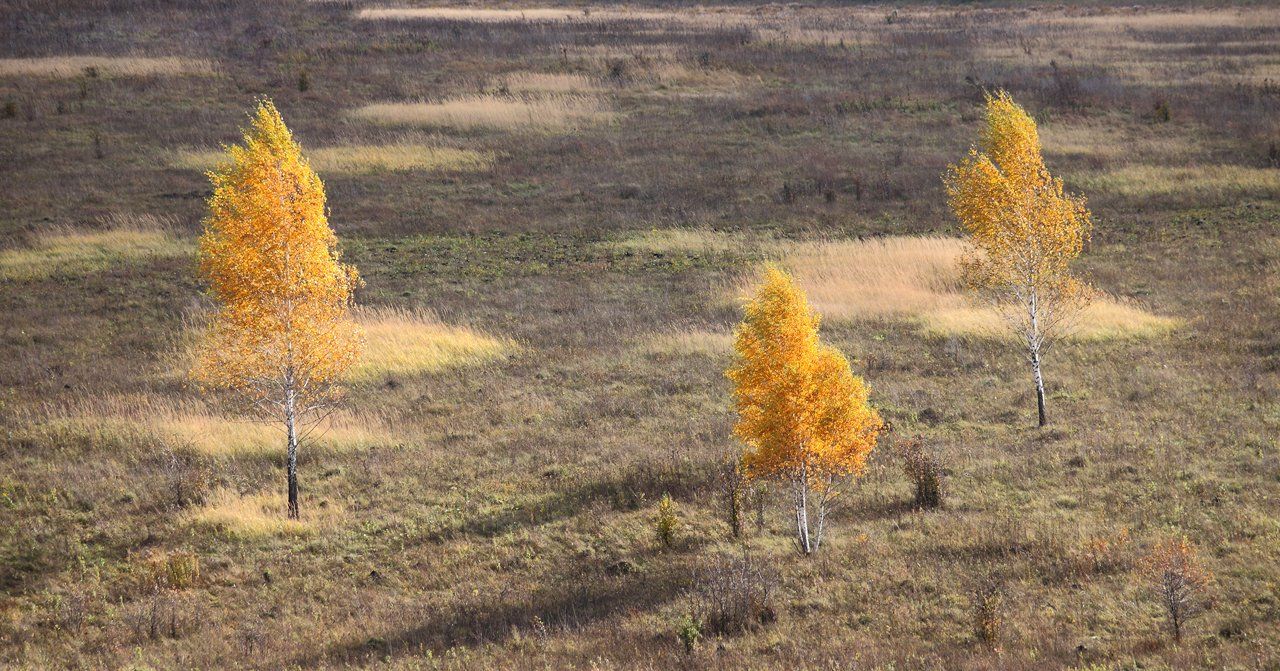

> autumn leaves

[{"left": 193, "top": 91, "right": 1094, "bottom": 547}]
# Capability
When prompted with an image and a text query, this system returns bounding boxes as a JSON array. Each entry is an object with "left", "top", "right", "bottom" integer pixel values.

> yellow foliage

[
  {"left": 191, "top": 100, "right": 364, "bottom": 408},
  {"left": 945, "top": 91, "right": 1096, "bottom": 424},
  {"left": 945, "top": 90, "right": 1092, "bottom": 297},
  {"left": 727, "top": 266, "right": 884, "bottom": 489}
]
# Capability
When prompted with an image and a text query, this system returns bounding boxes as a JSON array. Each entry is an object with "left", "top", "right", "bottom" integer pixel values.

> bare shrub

[
  {"left": 1140, "top": 535, "right": 1211, "bottom": 643},
  {"left": 716, "top": 457, "right": 746, "bottom": 538},
  {"left": 896, "top": 435, "right": 942, "bottom": 509},
  {"left": 690, "top": 550, "right": 778, "bottom": 636}
]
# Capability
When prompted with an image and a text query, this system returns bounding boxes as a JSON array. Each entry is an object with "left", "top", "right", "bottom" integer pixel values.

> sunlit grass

[
  {"left": 352, "top": 96, "right": 614, "bottom": 132},
  {"left": 349, "top": 307, "right": 516, "bottom": 384},
  {"left": 32, "top": 396, "right": 393, "bottom": 458},
  {"left": 0, "top": 214, "right": 189, "bottom": 280},
  {"left": 0, "top": 56, "right": 213, "bottom": 78},
  {"left": 617, "top": 231, "right": 1175, "bottom": 342},
  {"left": 635, "top": 328, "right": 733, "bottom": 357},
  {"left": 170, "top": 144, "right": 493, "bottom": 174},
  {"left": 492, "top": 72, "right": 600, "bottom": 94},
  {"left": 1072, "top": 164, "right": 1280, "bottom": 199},
  {"left": 782, "top": 236, "right": 1177, "bottom": 341},
  {"left": 189, "top": 488, "right": 343, "bottom": 538}
]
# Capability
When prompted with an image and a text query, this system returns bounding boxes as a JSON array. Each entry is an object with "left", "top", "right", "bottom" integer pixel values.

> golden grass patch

[
  {"left": 617, "top": 231, "right": 1175, "bottom": 341},
  {"left": 635, "top": 328, "right": 734, "bottom": 357},
  {"left": 781, "top": 237, "right": 1176, "bottom": 340},
  {"left": 189, "top": 488, "right": 343, "bottom": 538},
  {"left": 33, "top": 396, "right": 393, "bottom": 458},
  {"left": 350, "top": 307, "right": 515, "bottom": 383},
  {"left": 352, "top": 95, "right": 614, "bottom": 132},
  {"left": 1072, "top": 164, "right": 1280, "bottom": 199},
  {"left": 0, "top": 214, "right": 189, "bottom": 280},
  {"left": 170, "top": 144, "right": 493, "bottom": 174},
  {"left": 0, "top": 56, "right": 213, "bottom": 78},
  {"left": 491, "top": 72, "right": 600, "bottom": 94}
]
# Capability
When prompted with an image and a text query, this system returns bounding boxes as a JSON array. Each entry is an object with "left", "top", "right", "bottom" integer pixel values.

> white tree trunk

[
  {"left": 794, "top": 465, "right": 813, "bottom": 555},
  {"left": 285, "top": 387, "right": 299, "bottom": 520}
]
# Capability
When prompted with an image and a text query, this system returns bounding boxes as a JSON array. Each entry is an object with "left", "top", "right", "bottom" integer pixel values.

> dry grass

[
  {"left": 490, "top": 72, "right": 600, "bottom": 95},
  {"left": 350, "top": 307, "right": 515, "bottom": 384},
  {"left": 355, "top": 7, "right": 670, "bottom": 23},
  {"left": 616, "top": 232, "right": 1174, "bottom": 341},
  {"left": 1072, "top": 165, "right": 1280, "bottom": 199},
  {"left": 29, "top": 396, "right": 394, "bottom": 458},
  {"left": 169, "top": 144, "right": 493, "bottom": 174},
  {"left": 1039, "top": 122, "right": 1200, "bottom": 163},
  {"left": 634, "top": 328, "right": 733, "bottom": 358},
  {"left": 352, "top": 95, "right": 613, "bottom": 132},
  {"left": 0, "top": 214, "right": 189, "bottom": 280},
  {"left": 0, "top": 56, "right": 213, "bottom": 78},
  {"left": 782, "top": 237, "right": 1177, "bottom": 340},
  {"left": 188, "top": 488, "right": 342, "bottom": 538}
]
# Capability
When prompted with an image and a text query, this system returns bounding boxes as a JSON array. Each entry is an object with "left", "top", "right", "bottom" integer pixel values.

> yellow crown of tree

[
  {"left": 727, "top": 265, "right": 883, "bottom": 554},
  {"left": 193, "top": 99, "right": 363, "bottom": 519}
]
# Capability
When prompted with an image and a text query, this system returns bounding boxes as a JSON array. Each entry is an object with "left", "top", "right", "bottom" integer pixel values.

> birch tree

[
  {"left": 945, "top": 90, "right": 1094, "bottom": 427},
  {"left": 192, "top": 100, "right": 363, "bottom": 519},
  {"left": 727, "top": 265, "right": 884, "bottom": 555}
]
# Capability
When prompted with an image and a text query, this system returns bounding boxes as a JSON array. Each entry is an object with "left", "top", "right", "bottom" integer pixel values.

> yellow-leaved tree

[
  {"left": 727, "top": 265, "right": 884, "bottom": 555},
  {"left": 192, "top": 100, "right": 363, "bottom": 519},
  {"left": 945, "top": 90, "right": 1094, "bottom": 427}
]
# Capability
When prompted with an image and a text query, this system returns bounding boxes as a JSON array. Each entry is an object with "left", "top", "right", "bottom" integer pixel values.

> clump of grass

[
  {"left": 1073, "top": 164, "right": 1280, "bottom": 199},
  {"left": 350, "top": 307, "right": 515, "bottom": 384},
  {"left": 0, "top": 214, "right": 189, "bottom": 280},
  {"left": 188, "top": 488, "right": 341, "bottom": 538},
  {"left": 0, "top": 56, "right": 213, "bottom": 78},
  {"left": 351, "top": 96, "right": 614, "bottom": 133},
  {"left": 170, "top": 144, "right": 493, "bottom": 174}
]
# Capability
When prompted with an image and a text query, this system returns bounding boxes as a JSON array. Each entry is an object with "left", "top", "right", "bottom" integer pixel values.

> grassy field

[{"left": 2, "top": 2, "right": 1280, "bottom": 669}]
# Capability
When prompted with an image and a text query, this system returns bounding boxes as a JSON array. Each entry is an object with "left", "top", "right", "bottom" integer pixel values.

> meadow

[{"left": 2, "top": 2, "right": 1279, "bottom": 669}]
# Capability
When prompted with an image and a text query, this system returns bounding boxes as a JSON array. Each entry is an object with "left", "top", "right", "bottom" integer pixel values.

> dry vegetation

[
  {"left": 189, "top": 487, "right": 342, "bottom": 538},
  {"left": 0, "top": 214, "right": 189, "bottom": 280},
  {"left": 0, "top": 56, "right": 213, "bottom": 78},
  {"left": 350, "top": 306, "right": 515, "bottom": 383},
  {"left": 352, "top": 95, "right": 614, "bottom": 132},
  {"left": 4, "top": 2, "right": 1280, "bottom": 670},
  {"left": 170, "top": 143, "right": 493, "bottom": 174}
]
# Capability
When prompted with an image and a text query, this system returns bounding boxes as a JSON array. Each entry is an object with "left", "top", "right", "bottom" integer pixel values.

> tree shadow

[
  {"left": 290, "top": 556, "right": 695, "bottom": 667},
  {"left": 425, "top": 458, "right": 719, "bottom": 543}
]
